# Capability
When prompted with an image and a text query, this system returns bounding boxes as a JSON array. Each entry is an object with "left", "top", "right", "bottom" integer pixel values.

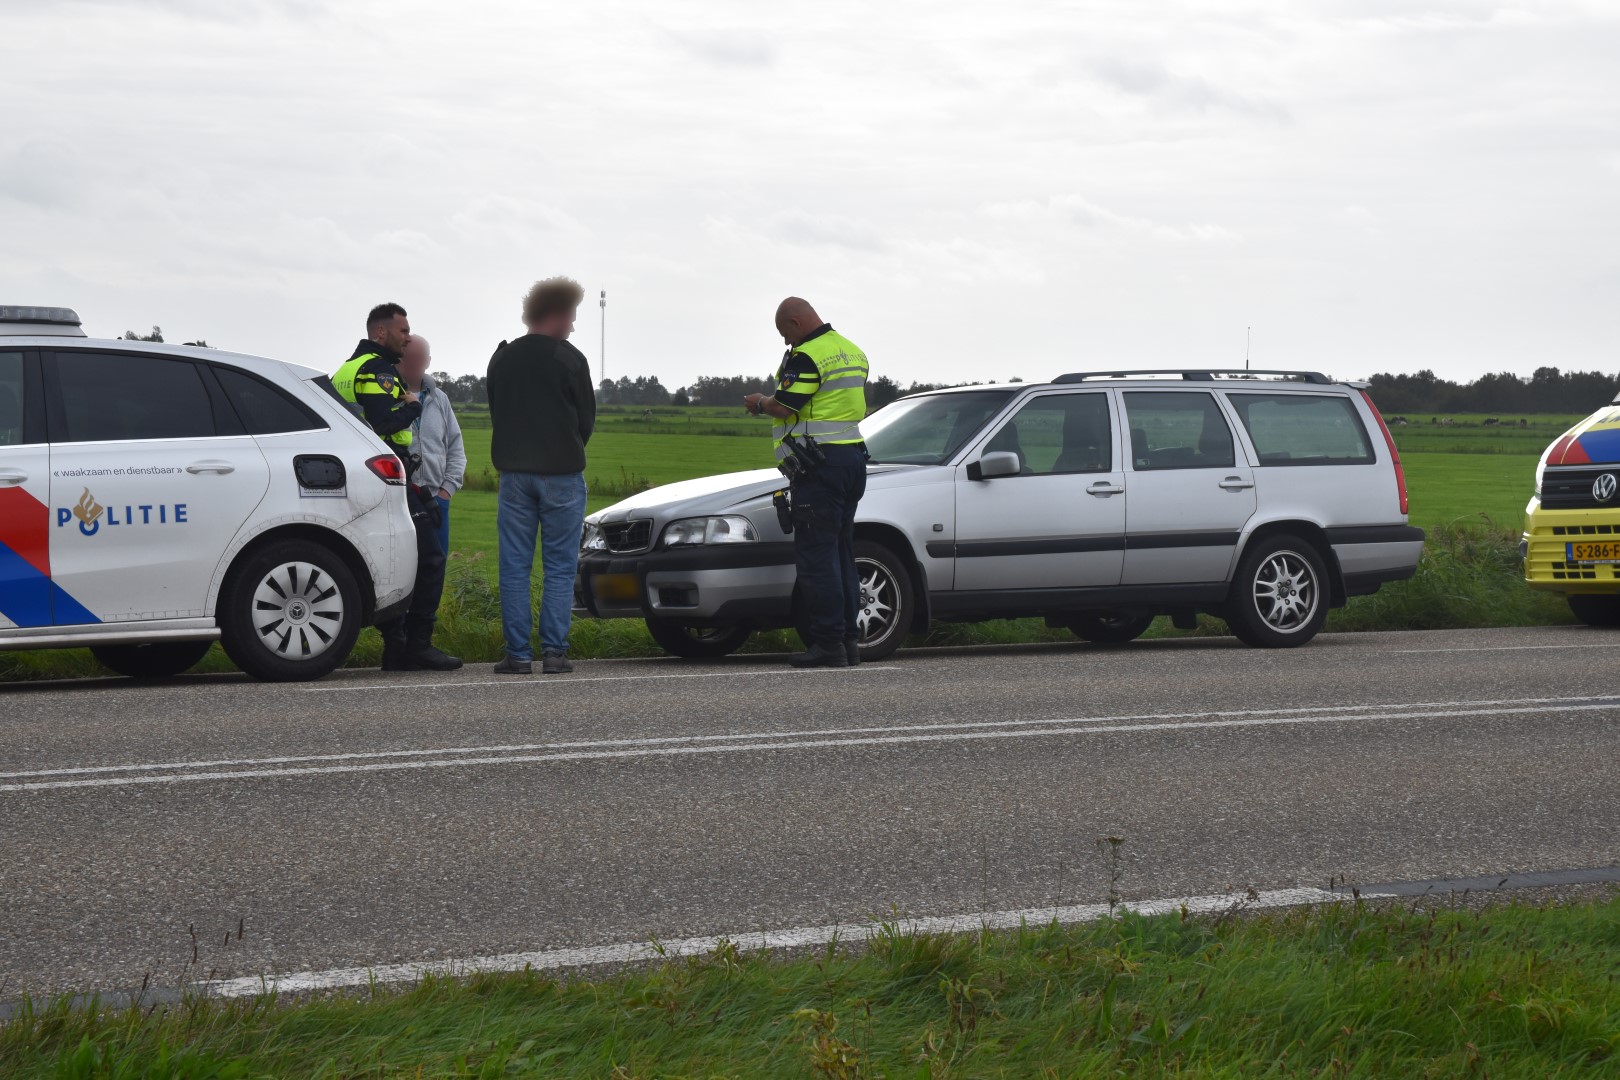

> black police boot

[
  {"left": 843, "top": 639, "right": 861, "bottom": 666},
  {"left": 406, "top": 637, "right": 463, "bottom": 671},
  {"left": 788, "top": 642, "right": 849, "bottom": 669},
  {"left": 381, "top": 632, "right": 411, "bottom": 672}
]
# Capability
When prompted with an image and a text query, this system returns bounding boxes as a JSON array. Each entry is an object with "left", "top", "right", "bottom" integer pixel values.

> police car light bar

[{"left": 0, "top": 305, "right": 82, "bottom": 325}]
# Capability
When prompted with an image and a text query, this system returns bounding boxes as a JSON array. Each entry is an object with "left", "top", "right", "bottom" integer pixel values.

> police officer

[
  {"left": 333, "top": 302, "right": 462, "bottom": 672},
  {"left": 744, "top": 297, "right": 870, "bottom": 668}
]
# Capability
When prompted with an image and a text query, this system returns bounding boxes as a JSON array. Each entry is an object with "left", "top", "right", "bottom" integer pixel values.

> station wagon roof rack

[{"left": 1051, "top": 368, "right": 1332, "bottom": 385}]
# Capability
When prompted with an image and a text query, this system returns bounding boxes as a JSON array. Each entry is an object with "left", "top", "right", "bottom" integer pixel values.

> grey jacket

[{"left": 411, "top": 374, "right": 467, "bottom": 497}]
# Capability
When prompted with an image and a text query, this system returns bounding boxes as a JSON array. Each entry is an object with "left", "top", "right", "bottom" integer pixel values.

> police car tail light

[{"left": 366, "top": 454, "right": 407, "bottom": 485}]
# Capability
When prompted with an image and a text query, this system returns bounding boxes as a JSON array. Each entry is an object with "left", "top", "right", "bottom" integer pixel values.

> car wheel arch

[
  {"left": 216, "top": 523, "right": 378, "bottom": 625},
  {"left": 1235, "top": 519, "right": 1346, "bottom": 608},
  {"left": 852, "top": 522, "right": 931, "bottom": 634}
]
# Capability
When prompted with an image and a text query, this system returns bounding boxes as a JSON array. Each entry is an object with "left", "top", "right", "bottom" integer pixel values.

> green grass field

[{"left": 5, "top": 896, "right": 1616, "bottom": 1077}]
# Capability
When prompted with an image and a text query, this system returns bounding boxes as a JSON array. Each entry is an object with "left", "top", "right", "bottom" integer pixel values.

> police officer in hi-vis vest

[
  {"left": 332, "top": 302, "right": 462, "bottom": 672},
  {"left": 744, "top": 297, "right": 871, "bottom": 668}
]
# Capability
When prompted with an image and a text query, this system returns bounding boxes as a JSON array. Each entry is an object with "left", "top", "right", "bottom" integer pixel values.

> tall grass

[{"left": 3, "top": 897, "right": 1615, "bottom": 1077}]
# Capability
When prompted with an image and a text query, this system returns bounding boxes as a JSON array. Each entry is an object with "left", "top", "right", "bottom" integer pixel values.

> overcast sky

[{"left": 3, "top": 0, "right": 1617, "bottom": 389}]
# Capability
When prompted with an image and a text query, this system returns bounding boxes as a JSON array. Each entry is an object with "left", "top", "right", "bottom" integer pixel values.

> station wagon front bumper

[{"left": 573, "top": 543, "right": 797, "bottom": 627}]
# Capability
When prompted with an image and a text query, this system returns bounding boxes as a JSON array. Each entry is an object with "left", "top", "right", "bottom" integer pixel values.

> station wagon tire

[
  {"left": 1565, "top": 594, "right": 1620, "bottom": 627},
  {"left": 1067, "top": 611, "right": 1155, "bottom": 644},
  {"left": 794, "top": 540, "right": 915, "bottom": 662},
  {"left": 645, "top": 619, "right": 753, "bottom": 659},
  {"left": 218, "top": 540, "right": 362, "bottom": 682},
  {"left": 1224, "top": 534, "right": 1328, "bottom": 648},
  {"left": 90, "top": 640, "right": 213, "bottom": 679}
]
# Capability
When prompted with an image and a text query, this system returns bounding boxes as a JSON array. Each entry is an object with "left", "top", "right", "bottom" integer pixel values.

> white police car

[{"left": 0, "top": 306, "right": 416, "bottom": 681}]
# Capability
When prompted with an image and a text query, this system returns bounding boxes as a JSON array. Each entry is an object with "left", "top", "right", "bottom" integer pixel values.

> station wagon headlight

[
  {"left": 661, "top": 515, "right": 759, "bottom": 547},
  {"left": 581, "top": 522, "right": 606, "bottom": 552}
]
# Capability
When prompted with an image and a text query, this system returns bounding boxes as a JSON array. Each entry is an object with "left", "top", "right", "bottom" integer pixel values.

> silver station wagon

[{"left": 573, "top": 369, "right": 1424, "bottom": 660}]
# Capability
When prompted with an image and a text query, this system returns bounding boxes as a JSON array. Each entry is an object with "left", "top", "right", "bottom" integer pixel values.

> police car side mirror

[{"left": 970, "top": 451, "right": 1022, "bottom": 481}]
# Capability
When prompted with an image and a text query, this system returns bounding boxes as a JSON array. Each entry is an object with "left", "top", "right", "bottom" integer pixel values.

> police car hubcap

[{"left": 251, "top": 560, "right": 344, "bottom": 659}]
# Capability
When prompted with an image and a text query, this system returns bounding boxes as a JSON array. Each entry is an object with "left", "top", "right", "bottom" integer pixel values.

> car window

[
  {"left": 1121, "top": 391, "right": 1236, "bottom": 470},
  {"left": 1226, "top": 393, "right": 1375, "bottom": 465},
  {"left": 53, "top": 351, "right": 215, "bottom": 442},
  {"left": 983, "top": 393, "right": 1112, "bottom": 475},
  {"left": 214, "top": 366, "right": 326, "bottom": 435},
  {"left": 0, "top": 352, "right": 23, "bottom": 447},
  {"left": 864, "top": 390, "right": 1015, "bottom": 465}
]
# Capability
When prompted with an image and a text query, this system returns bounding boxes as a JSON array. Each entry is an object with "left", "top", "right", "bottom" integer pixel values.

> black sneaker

[
  {"left": 788, "top": 643, "right": 849, "bottom": 669},
  {"left": 541, "top": 651, "right": 574, "bottom": 675},
  {"left": 493, "top": 655, "right": 532, "bottom": 675},
  {"left": 406, "top": 644, "right": 463, "bottom": 671},
  {"left": 843, "top": 639, "right": 861, "bottom": 666}
]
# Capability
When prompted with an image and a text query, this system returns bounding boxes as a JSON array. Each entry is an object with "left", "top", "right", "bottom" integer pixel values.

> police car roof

[{"left": 1, "top": 333, "right": 324, "bottom": 381}]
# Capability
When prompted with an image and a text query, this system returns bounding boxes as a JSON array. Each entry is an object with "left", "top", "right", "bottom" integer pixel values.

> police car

[
  {"left": 0, "top": 306, "right": 416, "bottom": 681},
  {"left": 1523, "top": 399, "right": 1620, "bottom": 625}
]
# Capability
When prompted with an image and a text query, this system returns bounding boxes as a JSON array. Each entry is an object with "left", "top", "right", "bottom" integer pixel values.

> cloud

[
  {"left": 0, "top": 141, "right": 89, "bottom": 209},
  {"left": 987, "top": 193, "right": 1242, "bottom": 244},
  {"left": 1087, "top": 57, "right": 1291, "bottom": 122},
  {"left": 659, "top": 25, "right": 777, "bottom": 68}
]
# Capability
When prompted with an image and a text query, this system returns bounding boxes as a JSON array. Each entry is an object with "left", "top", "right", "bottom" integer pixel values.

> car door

[
  {"left": 44, "top": 348, "right": 271, "bottom": 624},
  {"left": 0, "top": 348, "right": 72, "bottom": 629},
  {"left": 1119, "top": 390, "right": 1256, "bottom": 584},
  {"left": 952, "top": 390, "right": 1125, "bottom": 591}
]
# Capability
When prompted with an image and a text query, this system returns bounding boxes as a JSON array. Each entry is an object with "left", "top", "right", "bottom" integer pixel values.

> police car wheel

[
  {"left": 793, "top": 540, "right": 914, "bottom": 662},
  {"left": 1067, "top": 611, "right": 1155, "bottom": 644},
  {"left": 1566, "top": 594, "right": 1620, "bottom": 627},
  {"left": 90, "top": 640, "right": 213, "bottom": 679},
  {"left": 219, "top": 540, "right": 362, "bottom": 682},
  {"left": 645, "top": 619, "right": 753, "bottom": 659}
]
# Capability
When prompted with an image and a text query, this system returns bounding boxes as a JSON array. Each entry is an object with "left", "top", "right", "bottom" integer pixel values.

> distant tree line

[
  {"left": 428, "top": 371, "right": 1021, "bottom": 409},
  {"left": 1366, "top": 367, "right": 1619, "bottom": 415}
]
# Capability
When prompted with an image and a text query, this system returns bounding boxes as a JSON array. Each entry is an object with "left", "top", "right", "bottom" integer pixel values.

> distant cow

[
  {"left": 1484, "top": 417, "right": 1499, "bottom": 426},
  {"left": 1394, "top": 417, "right": 1408, "bottom": 426},
  {"left": 1439, "top": 417, "right": 1454, "bottom": 427},
  {"left": 1521, "top": 418, "right": 1528, "bottom": 428}
]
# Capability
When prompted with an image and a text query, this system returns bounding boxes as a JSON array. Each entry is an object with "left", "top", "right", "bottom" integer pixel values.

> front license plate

[
  {"left": 1566, "top": 542, "right": 1620, "bottom": 564},
  {"left": 593, "top": 573, "right": 641, "bottom": 603}
]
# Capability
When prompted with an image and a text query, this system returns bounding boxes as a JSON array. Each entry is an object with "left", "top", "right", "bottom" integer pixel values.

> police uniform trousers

[
  {"left": 790, "top": 442, "right": 868, "bottom": 648},
  {"left": 381, "top": 483, "right": 449, "bottom": 648}
]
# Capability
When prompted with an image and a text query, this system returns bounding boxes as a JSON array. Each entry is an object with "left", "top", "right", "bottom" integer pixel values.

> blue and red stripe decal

[{"left": 0, "top": 488, "right": 100, "bottom": 627}]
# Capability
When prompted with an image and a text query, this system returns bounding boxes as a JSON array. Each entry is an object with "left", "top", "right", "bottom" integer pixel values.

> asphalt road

[{"left": 2, "top": 624, "right": 1618, "bottom": 996}]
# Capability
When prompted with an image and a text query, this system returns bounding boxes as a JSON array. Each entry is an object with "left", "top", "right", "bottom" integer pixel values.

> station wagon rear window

[{"left": 1227, "top": 393, "right": 1375, "bottom": 466}]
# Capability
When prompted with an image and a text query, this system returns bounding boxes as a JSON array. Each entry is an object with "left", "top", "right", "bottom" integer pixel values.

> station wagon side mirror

[{"left": 968, "top": 451, "right": 1022, "bottom": 481}]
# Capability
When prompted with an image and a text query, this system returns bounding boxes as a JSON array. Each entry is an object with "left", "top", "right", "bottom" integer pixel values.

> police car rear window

[
  {"left": 214, "top": 366, "right": 325, "bottom": 435},
  {"left": 53, "top": 352, "right": 215, "bottom": 442},
  {"left": 0, "top": 352, "right": 24, "bottom": 447}
]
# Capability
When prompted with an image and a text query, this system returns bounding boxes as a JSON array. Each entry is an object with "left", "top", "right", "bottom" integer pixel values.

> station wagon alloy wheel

[
  {"left": 1225, "top": 534, "right": 1329, "bottom": 649},
  {"left": 855, "top": 557, "right": 898, "bottom": 647},
  {"left": 253, "top": 560, "right": 344, "bottom": 659}
]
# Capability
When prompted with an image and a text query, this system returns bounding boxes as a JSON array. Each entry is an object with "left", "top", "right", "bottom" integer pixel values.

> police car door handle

[
  {"left": 186, "top": 460, "right": 236, "bottom": 475},
  {"left": 1219, "top": 476, "right": 1255, "bottom": 490},
  {"left": 1087, "top": 480, "right": 1124, "bottom": 497},
  {"left": 0, "top": 468, "right": 27, "bottom": 487}
]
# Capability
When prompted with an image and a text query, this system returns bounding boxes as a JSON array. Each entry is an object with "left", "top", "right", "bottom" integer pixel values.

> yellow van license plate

[{"left": 1566, "top": 542, "right": 1620, "bottom": 564}]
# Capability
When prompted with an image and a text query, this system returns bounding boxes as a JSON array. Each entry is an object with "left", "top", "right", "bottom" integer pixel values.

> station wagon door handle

[
  {"left": 186, "top": 460, "right": 236, "bottom": 475},
  {"left": 1218, "top": 476, "right": 1255, "bottom": 491},
  {"left": 0, "top": 468, "right": 27, "bottom": 487},
  {"left": 1087, "top": 481, "right": 1124, "bottom": 497}
]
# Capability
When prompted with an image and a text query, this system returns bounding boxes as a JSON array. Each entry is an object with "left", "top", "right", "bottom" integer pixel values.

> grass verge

[
  {"left": 0, "top": 521, "right": 1576, "bottom": 682},
  {"left": 3, "top": 897, "right": 1616, "bottom": 1077}
]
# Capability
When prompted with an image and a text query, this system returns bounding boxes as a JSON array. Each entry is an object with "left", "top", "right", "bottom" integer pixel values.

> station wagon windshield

[{"left": 863, "top": 390, "right": 1016, "bottom": 465}]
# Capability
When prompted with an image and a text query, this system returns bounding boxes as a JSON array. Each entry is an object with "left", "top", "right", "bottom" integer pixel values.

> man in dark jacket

[
  {"left": 332, "top": 302, "right": 461, "bottom": 672},
  {"left": 487, "top": 278, "right": 596, "bottom": 675}
]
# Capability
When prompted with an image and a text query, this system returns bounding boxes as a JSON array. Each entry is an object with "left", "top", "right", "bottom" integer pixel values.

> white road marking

[
  {"left": 1394, "top": 643, "right": 1620, "bottom": 654},
  {"left": 196, "top": 885, "right": 1391, "bottom": 998},
  {"left": 310, "top": 666, "right": 901, "bottom": 692},
  {"left": 5, "top": 695, "right": 1617, "bottom": 793},
  {"left": 5, "top": 692, "right": 1614, "bottom": 782}
]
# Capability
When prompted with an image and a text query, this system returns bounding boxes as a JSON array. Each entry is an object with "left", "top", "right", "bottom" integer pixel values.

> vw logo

[{"left": 1594, "top": 473, "right": 1618, "bottom": 504}]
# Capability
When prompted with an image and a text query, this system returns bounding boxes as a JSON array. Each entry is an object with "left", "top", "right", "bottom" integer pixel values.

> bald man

[
  {"left": 745, "top": 298, "right": 872, "bottom": 668},
  {"left": 397, "top": 335, "right": 467, "bottom": 559}
]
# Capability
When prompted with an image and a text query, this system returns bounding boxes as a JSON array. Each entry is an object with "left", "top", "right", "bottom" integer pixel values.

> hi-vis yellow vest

[
  {"left": 332, "top": 353, "right": 414, "bottom": 451},
  {"left": 771, "top": 331, "right": 868, "bottom": 462}
]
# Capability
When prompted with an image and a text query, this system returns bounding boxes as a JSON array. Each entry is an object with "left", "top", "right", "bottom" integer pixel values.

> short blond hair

[{"left": 522, "top": 277, "right": 585, "bottom": 325}]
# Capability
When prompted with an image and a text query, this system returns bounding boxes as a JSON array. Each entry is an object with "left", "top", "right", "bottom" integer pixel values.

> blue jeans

[
  {"left": 497, "top": 471, "right": 588, "bottom": 660},
  {"left": 790, "top": 443, "right": 868, "bottom": 648},
  {"left": 434, "top": 495, "right": 451, "bottom": 558}
]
